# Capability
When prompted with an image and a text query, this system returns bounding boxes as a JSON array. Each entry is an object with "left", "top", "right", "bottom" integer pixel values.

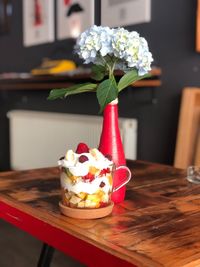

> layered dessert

[{"left": 58, "top": 143, "right": 113, "bottom": 209}]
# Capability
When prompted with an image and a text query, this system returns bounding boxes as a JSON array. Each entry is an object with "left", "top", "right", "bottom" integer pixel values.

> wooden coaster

[{"left": 59, "top": 201, "right": 114, "bottom": 219}]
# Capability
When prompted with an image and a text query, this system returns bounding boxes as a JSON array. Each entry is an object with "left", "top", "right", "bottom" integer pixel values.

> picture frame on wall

[
  {"left": 0, "top": 0, "right": 12, "bottom": 34},
  {"left": 101, "top": 0, "right": 151, "bottom": 27},
  {"left": 196, "top": 0, "right": 200, "bottom": 52},
  {"left": 22, "top": 0, "right": 55, "bottom": 47},
  {"left": 56, "top": 0, "right": 94, "bottom": 40}
]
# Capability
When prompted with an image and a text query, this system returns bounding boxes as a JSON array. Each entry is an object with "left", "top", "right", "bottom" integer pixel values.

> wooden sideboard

[{"left": 0, "top": 67, "right": 161, "bottom": 91}]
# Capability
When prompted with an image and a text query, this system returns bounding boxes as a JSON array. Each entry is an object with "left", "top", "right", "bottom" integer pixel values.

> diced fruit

[
  {"left": 102, "top": 194, "right": 109, "bottom": 203},
  {"left": 64, "top": 192, "right": 72, "bottom": 200},
  {"left": 95, "top": 203, "right": 101, "bottom": 208},
  {"left": 86, "top": 194, "right": 100, "bottom": 203},
  {"left": 89, "top": 166, "right": 99, "bottom": 175},
  {"left": 66, "top": 168, "right": 73, "bottom": 177},
  {"left": 85, "top": 200, "right": 97, "bottom": 208},
  {"left": 64, "top": 169, "right": 79, "bottom": 183},
  {"left": 77, "top": 192, "right": 87, "bottom": 199},
  {"left": 96, "top": 190, "right": 104, "bottom": 198},
  {"left": 69, "top": 175, "right": 78, "bottom": 183},
  {"left": 65, "top": 149, "right": 75, "bottom": 161},
  {"left": 77, "top": 201, "right": 85, "bottom": 208},
  {"left": 79, "top": 155, "right": 89, "bottom": 163},
  {"left": 89, "top": 148, "right": 104, "bottom": 160},
  {"left": 76, "top": 143, "right": 89, "bottom": 154},
  {"left": 82, "top": 173, "right": 95, "bottom": 182},
  {"left": 65, "top": 190, "right": 73, "bottom": 197},
  {"left": 99, "top": 168, "right": 110, "bottom": 176},
  {"left": 69, "top": 195, "right": 82, "bottom": 205}
]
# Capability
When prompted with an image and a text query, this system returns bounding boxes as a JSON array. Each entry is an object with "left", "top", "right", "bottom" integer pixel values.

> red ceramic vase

[{"left": 98, "top": 99, "right": 127, "bottom": 203}]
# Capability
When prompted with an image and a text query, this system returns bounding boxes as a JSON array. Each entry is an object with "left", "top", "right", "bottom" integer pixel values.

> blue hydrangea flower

[{"left": 75, "top": 25, "right": 153, "bottom": 76}]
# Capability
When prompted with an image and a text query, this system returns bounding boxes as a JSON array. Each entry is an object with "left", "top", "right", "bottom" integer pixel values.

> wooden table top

[{"left": 0, "top": 160, "right": 200, "bottom": 267}]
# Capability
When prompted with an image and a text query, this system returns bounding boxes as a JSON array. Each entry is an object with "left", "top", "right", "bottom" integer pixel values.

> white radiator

[{"left": 7, "top": 110, "right": 137, "bottom": 170}]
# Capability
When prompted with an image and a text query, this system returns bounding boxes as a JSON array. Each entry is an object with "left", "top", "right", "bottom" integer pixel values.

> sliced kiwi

[{"left": 64, "top": 168, "right": 73, "bottom": 177}]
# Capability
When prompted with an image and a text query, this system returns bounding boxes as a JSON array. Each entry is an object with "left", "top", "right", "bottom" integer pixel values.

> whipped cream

[
  {"left": 61, "top": 172, "right": 111, "bottom": 194},
  {"left": 58, "top": 149, "right": 112, "bottom": 177}
]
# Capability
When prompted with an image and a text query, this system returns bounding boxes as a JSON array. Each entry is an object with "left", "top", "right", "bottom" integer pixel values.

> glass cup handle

[{"left": 113, "top": 166, "right": 132, "bottom": 192}]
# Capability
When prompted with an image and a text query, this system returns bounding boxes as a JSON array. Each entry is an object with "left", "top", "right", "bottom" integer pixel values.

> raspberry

[
  {"left": 79, "top": 155, "right": 89, "bottom": 163},
  {"left": 105, "top": 154, "right": 112, "bottom": 161},
  {"left": 99, "top": 181, "right": 105, "bottom": 188},
  {"left": 75, "top": 143, "right": 89, "bottom": 154}
]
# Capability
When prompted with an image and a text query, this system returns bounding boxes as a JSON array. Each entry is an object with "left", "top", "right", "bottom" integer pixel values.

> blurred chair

[
  {"left": 174, "top": 88, "right": 200, "bottom": 169},
  {"left": 194, "top": 127, "right": 200, "bottom": 166}
]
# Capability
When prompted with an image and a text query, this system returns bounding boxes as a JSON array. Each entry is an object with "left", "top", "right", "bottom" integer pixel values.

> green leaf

[
  {"left": 48, "top": 83, "right": 97, "bottom": 100},
  {"left": 96, "top": 78, "right": 118, "bottom": 113},
  {"left": 91, "top": 64, "right": 107, "bottom": 81},
  {"left": 118, "top": 70, "right": 151, "bottom": 92}
]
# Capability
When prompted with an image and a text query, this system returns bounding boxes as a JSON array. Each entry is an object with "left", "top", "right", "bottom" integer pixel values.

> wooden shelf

[{"left": 0, "top": 67, "right": 161, "bottom": 90}]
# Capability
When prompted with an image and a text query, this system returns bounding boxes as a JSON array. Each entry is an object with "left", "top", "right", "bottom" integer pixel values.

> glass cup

[
  {"left": 187, "top": 166, "right": 200, "bottom": 184},
  {"left": 60, "top": 164, "right": 131, "bottom": 209}
]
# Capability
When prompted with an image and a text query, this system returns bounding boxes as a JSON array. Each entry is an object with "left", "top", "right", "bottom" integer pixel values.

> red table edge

[{"left": 0, "top": 200, "right": 137, "bottom": 267}]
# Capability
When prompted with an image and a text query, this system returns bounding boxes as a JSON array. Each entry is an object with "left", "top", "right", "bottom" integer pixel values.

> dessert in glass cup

[{"left": 58, "top": 143, "right": 131, "bottom": 209}]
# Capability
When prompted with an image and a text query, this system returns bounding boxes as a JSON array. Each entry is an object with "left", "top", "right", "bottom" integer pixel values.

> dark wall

[{"left": 0, "top": 0, "right": 199, "bottom": 170}]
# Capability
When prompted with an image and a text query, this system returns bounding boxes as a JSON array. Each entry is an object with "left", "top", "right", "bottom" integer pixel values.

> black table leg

[{"left": 37, "top": 243, "right": 55, "bottom": 267}]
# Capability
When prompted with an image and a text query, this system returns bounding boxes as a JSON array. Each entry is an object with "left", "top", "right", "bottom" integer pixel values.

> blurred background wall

[{"left": 0, "top": 0, "right": 199, "bottom": 170}]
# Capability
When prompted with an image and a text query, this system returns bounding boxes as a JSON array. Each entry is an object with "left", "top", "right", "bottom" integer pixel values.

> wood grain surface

[{"left": 0, "top": 161, "right": 200, "bottom": 267}]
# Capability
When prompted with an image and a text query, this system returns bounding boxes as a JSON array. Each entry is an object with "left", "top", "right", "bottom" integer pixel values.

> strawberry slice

[
  {"left": 99, "top": 168, "right": 110, "bottom": 176},
  {"left": 76, "top": 143, "right": 89, "bottom": 154},
  {"left": 82, "top": 173, "right": 95, "bottom": 182}
]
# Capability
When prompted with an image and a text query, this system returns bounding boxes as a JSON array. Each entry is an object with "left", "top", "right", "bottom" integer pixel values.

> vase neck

[{"left": 103, "top": 100, "right": 119, "bottom": 121}]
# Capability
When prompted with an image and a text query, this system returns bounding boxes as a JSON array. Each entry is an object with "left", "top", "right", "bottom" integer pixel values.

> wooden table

[{"left": 0, "top": 160, "right": 200, "bottom": 267}]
